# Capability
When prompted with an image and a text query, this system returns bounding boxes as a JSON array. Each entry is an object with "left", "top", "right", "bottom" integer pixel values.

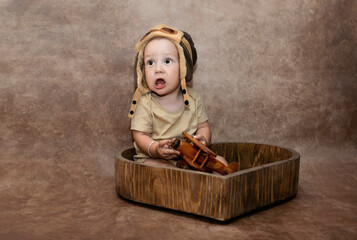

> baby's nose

[{"left": 155, "top": 63, "right": 164, "bottom": 73}]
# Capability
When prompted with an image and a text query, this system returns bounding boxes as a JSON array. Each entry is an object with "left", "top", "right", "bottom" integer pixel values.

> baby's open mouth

[{"left": 155, "top": 78, "right": 166, "bottom": 89}]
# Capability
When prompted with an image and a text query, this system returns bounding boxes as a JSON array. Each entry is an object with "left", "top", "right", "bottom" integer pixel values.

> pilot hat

[{"left": 128, "top": 24, "right": 197, "bottom": 118}]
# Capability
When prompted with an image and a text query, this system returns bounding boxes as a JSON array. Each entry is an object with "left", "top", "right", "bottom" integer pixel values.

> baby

[{"left": 128, "top": 24, "right": 227, "bottom": 167}]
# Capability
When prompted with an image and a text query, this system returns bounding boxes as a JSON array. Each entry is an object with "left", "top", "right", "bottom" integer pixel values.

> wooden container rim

[{"left": 116, "top": 142, "right": 300, "bottom": 178}]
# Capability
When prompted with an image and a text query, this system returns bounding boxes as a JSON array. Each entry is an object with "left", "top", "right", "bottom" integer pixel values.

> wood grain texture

[{"left": 115, "top": 143, "right": 300, "bottom": 221}]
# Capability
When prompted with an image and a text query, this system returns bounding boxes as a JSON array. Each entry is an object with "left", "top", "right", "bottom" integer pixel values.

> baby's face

[{"left": 143, "top": 38, "right": 180, "bottom": 97}]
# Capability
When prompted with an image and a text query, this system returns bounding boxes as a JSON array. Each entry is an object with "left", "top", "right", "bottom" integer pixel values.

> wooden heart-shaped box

[{"left": 115, "top": 143, "right": 300, "bottom": 221}]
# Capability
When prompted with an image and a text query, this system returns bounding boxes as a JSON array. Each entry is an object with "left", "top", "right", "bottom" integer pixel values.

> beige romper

[{"left": 130, "top": 87, "right": 208, "bottom": 162}]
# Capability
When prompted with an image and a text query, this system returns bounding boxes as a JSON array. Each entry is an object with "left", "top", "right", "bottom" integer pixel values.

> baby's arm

[
  {"left": 194, "top": 121, "right": 228, "bottom": 167},
  {"left": 132, "top": 130, "right": 180, "bottom": 160},
  {"left": 194, "top": 121, "right": 211, "bottom": 146}
]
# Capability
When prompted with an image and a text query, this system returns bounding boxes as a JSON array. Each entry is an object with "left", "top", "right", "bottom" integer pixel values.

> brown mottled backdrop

[{"left": 0, "top": 1, "right": 356, "bottom": 239}]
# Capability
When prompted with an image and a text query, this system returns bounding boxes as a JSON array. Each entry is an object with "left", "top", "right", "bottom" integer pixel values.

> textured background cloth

[{"left": 0, "top": 0, "right": 356, "bottom": 239}]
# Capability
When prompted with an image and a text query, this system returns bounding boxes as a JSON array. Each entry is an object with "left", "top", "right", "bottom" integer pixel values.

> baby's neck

[{"left": 151, "top": 91, "right": 184, "bottom": 113}]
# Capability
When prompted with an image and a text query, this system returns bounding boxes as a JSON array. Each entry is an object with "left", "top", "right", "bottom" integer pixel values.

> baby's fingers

[
  {"left": 158, "top": 139, "right": 172, "bottom": 149},
  {"left": 160, "top": 149, "right": 180, "bottom": 160}
]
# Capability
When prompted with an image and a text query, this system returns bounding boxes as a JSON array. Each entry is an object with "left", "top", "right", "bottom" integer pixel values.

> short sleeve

[
  {"left": 130, "top": 95, "right": 153, "bottom": 133},
  {"left": 193, "top": 90, "right": 208, "bottom": 124}
]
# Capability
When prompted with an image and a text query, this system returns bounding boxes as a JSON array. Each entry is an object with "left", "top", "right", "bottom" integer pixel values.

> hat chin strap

[
  {"left": 128, "top": 88, "right": 141, "bottom": 118},
  {"left": 181, "top": 77, "right": 189, "bottom": 107}
]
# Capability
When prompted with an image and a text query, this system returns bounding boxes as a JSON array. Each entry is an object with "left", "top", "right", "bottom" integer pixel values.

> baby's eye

[
  {"left": 165, "top": 58, "right": 172, "bottom": 64},
  {"left": 147, "top": 60, "right": 154, "bottom": 66}
]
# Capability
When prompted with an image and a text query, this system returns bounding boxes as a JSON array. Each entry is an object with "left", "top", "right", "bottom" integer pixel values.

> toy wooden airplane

[{"left": 172, "top": 132, "right": 239, "bottom": 175}]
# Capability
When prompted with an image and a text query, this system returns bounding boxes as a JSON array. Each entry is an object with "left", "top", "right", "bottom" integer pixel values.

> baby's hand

[
  {"left": 153, "top": 139, "right": 180, "bottom": 160},
  {"left": 193, "top": 134, "right": 208, "bottom": 146},
  {"left": 215, "top": 155, "right": 228, "bottom": 166}
]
